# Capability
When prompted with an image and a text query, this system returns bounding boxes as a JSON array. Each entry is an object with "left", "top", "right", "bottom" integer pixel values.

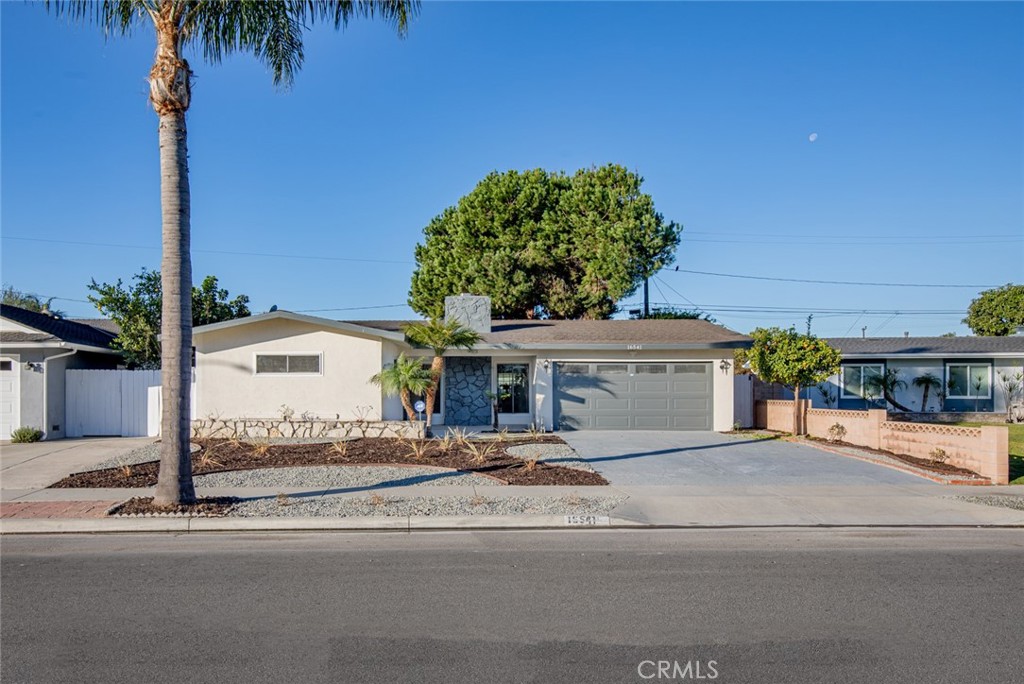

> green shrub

[{"left": 10, "top": 427, "right": 43, "bottom": 443}]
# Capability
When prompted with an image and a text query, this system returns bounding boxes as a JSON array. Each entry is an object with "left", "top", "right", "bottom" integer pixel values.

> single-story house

[
  {"left": 192, "top": 295, "right": 750, "bottom": 432},
  {"left": 804, "top": 335, "right": 1024, "bottom": 415},
  {"left": 0, "top": 304, "right": 122, "bottom": 440}
]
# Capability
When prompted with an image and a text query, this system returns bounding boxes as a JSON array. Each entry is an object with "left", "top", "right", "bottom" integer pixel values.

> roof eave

[{"left": 190, "top": 311, "right": 406, "bottom": 343}]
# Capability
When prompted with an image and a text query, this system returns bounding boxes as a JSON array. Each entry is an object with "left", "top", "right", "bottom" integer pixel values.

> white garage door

[
  {"left": 555, "top": 362, "right": 713, "bottom": 430},
  {"left": 0, "top": 358, "right": 20, "bottom": 440}
]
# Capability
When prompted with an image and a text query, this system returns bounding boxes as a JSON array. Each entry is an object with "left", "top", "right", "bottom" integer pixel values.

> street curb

[{"left": 3, "top": 516, "right": 1022, "bottom": 535}]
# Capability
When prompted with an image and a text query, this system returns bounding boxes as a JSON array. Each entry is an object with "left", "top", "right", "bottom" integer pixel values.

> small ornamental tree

[
  {"left": 402, "top": 319, "right": 482, "bottom": 435},
  {"left": 963, "top": 284, "right": 1024, "bottom": 336},
  {"left": 369, "top": 353, "right": 433, "bottom": 422},
  {"left": 747, "top": 327, "right": 842, "bottom": 435}
]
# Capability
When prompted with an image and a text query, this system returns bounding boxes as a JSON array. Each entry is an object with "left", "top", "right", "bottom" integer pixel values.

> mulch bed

[
  {"left": 109, "top": 496, "right": 238, "bottom": 517},
  {"left": 50, "top": 436, "right": 608, "bottom": 488},
  {"left": 805, "top": 437, "right": 984, "bottom": 478}
]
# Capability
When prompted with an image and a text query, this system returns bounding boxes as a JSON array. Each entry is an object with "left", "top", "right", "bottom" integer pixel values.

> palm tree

[
  {"left": 403, "top": 319, "right": 482, "bottom": 435},
  {"left": 865, "top": 368, "right": 913, "bottom": 412},
  {"left": 50, "top": 1, "right": 417, "bottom": 506},
  {"left": 369, "top": 353, "right": 433, "bottom": 422},
  {"left": 912, "top": 373, "right": 942, "bottom": 412}
]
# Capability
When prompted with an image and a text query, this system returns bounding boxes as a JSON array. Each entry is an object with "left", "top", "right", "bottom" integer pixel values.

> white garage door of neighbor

[{"left": 0, "top": 358, "right": 19, "bottom": 440}]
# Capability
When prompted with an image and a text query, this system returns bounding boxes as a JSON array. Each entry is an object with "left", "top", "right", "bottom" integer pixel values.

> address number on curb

[{"left": 564, "top": 515, "right": 609, "bottom": 526}]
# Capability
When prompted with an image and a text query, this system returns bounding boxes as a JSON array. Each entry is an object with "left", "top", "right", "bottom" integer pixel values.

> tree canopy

[
  {"left": 629, "top": 306, "right": 715, "bottom": 322},
  {"left": 747, "top": 327, "right": 842, "bottom": 434},
  {"left": 88, "top": 269, "right": 250, "bottom": 367},
  {"left": 1, "top": 285, "right": 64, "bottom": 317},
  {"left": 409, "top": 165, "right": 682, "bottom": 319},
  {"left": 963, "top": 284, "right": 1024, "bottom": 336}
]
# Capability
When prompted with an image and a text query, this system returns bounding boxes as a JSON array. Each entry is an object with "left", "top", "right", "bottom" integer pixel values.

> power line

[
  {"left": 295, "top": 304, "right": 408, "bottom": 313},
  {"left": 2, "top": 236, "right": 414, "bottom": 265},
  {"left": 666, "top": 267, "right": 998, "bottom": 289},
  {"left": 683, "top": 230, "right": 1021, "bottom": 239}
]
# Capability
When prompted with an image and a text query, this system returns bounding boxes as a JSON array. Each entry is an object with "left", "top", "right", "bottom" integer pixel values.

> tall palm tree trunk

[
  {"left": 151, "top": 12, "right": 196, "bottom": 506},
  {"left": 921, "top": 385, "right": 931, "bottom": 412},
  {"left": 424, "top": 356, "right": 444, "bottom": 435}
]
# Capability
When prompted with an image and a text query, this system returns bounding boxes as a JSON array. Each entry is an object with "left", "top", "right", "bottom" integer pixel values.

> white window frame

[
  {"left": 945, "top": 363, "right": 992, "bottom": 399},
  {"left": 253, "top": 352, "right": 324, "bottom": 377},
  {"left": 840, "top": 363, "right": 884, "bottom": 399}
]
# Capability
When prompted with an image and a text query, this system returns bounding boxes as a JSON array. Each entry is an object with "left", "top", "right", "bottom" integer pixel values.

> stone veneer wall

[
  {"left": 191, "top": 418, "right": 424, "bottom": 440},
  {"left": 445, "top": 356, "right": 492, "bottom": 426}
]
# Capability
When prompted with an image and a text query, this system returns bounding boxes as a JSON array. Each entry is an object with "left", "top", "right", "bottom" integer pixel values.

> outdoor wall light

[
  {"left": 719, "top": 359, "right": 731, "bottom": 374},
  {"left": 542, "top": 359, "right": 550, "bottom": 372}
]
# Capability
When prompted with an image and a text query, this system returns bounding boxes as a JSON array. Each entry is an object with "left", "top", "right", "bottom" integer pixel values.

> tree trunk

[
  {"left": 883, "top": 389, "right": 914, "bottom": 413},
  {"left": 424, "top": 356, "right": 444, "bottom": 435},
  {"left": 921, "top": 386, "right": 930, "bottom": 412},
  {"left": 150, "top": 12, "right": 195, "bottom": 506},
  {"left": 153, "top": 108, "right": 196, "bottom": 506},
  {"left": 793, "top": 383, "right": 802, "bottom": 435},
  {"left": 399, "top": 389, "right": 416, "bottom": 422}
]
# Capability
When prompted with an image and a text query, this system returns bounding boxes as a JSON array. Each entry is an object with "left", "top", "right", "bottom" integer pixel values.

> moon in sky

[{"left": 808, "top": 132, "right": 819, "bottom": 142}]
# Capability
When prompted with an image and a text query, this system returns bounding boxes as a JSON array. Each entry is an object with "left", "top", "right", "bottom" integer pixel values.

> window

[
  {"left": 595, "top": 364, "right": 628, "bottom": 374},
  {"left": 635, "top": 364, "right": 667, "bottom": 374},
  {"left": 946, "top": 364, "right": 991, "bottom": 398},
  {"left": 255, "top": 354, "right": 321, "bottom": 375},
  {"left": 0, "top": 360, "right": 12, "bottom": 371},
  {"left": 841, "top": 364, "right": 884, "bottom": 399},
  {"left": 497, "top": 363, "right": 530, "bottom": 413}
]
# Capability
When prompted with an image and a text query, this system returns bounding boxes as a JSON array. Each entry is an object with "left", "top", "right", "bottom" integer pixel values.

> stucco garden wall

[{"left": 191, "top": 417, "right": 423, "bottom": 440}]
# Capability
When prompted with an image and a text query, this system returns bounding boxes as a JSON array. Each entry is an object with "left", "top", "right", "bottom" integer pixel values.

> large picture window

[
  {"left": 841, "top": 364, "right": 883, "bottom": 399},
  {"left": 255, "top": 354, "right": 322, "bottom": 375},
  {"left": 497, "top": 363, "right": 530, "bottom": 414},
  {"left": 946, "top": 364, "right": 991, "bottom": 398}
]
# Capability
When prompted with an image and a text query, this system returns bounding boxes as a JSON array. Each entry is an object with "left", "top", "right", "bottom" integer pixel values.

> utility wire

[
  {"left": 295, "top": 304, "right": 409, "bottom": 313},
  {"left": 666, "top": 267, "right": 997, "bottom": 289}
]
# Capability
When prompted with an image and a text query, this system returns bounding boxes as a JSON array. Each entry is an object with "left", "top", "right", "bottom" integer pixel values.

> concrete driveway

[
  {"left": 560, "top": 431, "right": 929, "bottom": 486},
  {"left": 0, "top": 437, "right": 155, "bottom": 494}
]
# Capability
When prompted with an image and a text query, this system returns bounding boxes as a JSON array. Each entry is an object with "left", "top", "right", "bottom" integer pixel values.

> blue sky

[{"left": 2, "top": 0, "right": 1021, "bottom": 336}]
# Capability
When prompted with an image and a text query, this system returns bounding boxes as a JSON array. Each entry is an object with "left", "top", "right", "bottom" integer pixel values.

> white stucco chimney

[{"left": 444, "top": 294, "right": 492, "bottom": 334}]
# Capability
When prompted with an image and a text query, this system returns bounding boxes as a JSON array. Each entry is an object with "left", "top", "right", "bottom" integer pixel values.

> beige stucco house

[{"left": 192, "top": 295, "right": 750, "bottom": 432}]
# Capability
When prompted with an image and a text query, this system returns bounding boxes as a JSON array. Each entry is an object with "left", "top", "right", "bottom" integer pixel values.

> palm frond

[{"left": 403, "top": 318, "right": 482, "bottom": 356}]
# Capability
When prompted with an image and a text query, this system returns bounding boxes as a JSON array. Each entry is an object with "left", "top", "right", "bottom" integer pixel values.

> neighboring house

[
  {"left": 192, "top": 295, "right": 750, "bottom": 432},
  {"left": 807, "top": 335, "right": 1024, "bottom": 415},
  {"left": 0, "top": 304, "right": 122, "bottom": 440}
]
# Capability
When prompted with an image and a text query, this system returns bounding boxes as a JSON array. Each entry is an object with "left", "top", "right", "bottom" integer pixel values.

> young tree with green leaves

[
  {"left": 747, "top": 327, "right": 842, "bottom": 435},
  {"left": 51, "top": 0, "right": 417, "bottom": 506},
  {"left": 402, "top": 319, "right": 482, "bottom": 435},
  {"left": 963, "top": 284, "right": 1024, "bottom": 336},
  {"left": 369, "top": 353, "right": 434, "bottom": 422},
  {"left": 409, "top": 165, "right": 682, "bottom": 319},
  {"left": 89, "top": 270, "right": 250, "bottom": 368}
]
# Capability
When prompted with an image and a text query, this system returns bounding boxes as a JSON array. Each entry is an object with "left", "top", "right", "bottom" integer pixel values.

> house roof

[
  {"left": 0, "top": 304, "right": 118, "bottom": 351},
  {"left": 826, "top": 336, "right": 1024, "bottom": 357},
  {"left": 352, "top": 318, "right": 751, "bottom": 349},
  {"left": 192, "top": 310, "right": 750, "bottom": 350}
]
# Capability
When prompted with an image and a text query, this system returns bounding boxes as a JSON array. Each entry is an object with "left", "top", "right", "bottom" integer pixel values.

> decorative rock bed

[{"left": 230, "top": 494, "right": 626, "bottom": 518}]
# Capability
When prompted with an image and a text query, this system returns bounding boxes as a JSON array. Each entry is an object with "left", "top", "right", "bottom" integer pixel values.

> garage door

[
  {"left": 555, "top": 362, "right": 713, "bottom": 430},
  {"left": 0, "top": 358, "right": 19, "bottom": 440}
]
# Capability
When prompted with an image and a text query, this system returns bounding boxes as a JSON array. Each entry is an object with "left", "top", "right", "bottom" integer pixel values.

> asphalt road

[{"left": 2, "top": 529, "right": 1022, "bottom": 683}]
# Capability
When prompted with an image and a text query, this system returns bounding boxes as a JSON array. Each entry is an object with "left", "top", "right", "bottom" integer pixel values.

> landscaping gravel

[
  {"left": 952, "top": 495, "right": 1024, "bottom": 512},
  {"left": 230, "top": 494, "right": 626, "bottom": 518},
  {"left": 87, "top": 442, "right": 199, "bottom": 472},
  {"left": 193, "top": 465, "right": 503, "bottom": 488},
  {"left": 505, "top": 443, "right": 595, "bottom": 472}
]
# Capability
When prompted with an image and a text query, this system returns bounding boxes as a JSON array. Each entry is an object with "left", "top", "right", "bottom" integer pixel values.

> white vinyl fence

[{"left": 65, "top": 370, "right": 194, "bottom": 438}]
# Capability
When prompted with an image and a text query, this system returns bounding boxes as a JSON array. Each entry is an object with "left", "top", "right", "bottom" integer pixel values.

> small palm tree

[
  {"left": 865, "top": 368, "right": 912, "bottom": 412},
  {"left": 49, "top": 1, "right": 417, "bottom": 506},
  {"left": 403, "top": 319, "right": 482, "bottom": 434},
  {"left": 369, "top": 354, "right": 433, "bottom": 422},
  {"left": 912, "top": 373, "right": 942, "bottom": 412}
]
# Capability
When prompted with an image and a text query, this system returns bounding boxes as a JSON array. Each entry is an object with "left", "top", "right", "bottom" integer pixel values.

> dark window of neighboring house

[
  {"left": 0, "top": 360, "right": 12, "bottom": 371},
  {"left": 497, "top": 363, "right": 530, "bottom": 413},
  {"left": 946, "top": 363, "right": 991, "bottom": 398},
  {"left": 255, "top": 354, "right": 321, "bottom": 375},
  {"left": 841, "top": 364, "right": 884, "bottom": 399}
]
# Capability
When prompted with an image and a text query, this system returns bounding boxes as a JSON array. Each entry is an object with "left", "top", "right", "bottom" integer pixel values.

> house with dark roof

[
  {"left": 0, "top": 304, "right": 123, "bottom": 440},
  {"left": 814, "top": 335, "right": 1024, "bottom": 415},
  {"left": 192, "top": 295, "right": 751, "bottom": 432}
]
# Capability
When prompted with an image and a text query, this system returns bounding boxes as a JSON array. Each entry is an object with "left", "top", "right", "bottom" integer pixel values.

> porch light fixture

[
  {"left": 719, "top": 359, "right": 731, "bottom": 374},
  {"left": 542, "top": 359, "right": 550, "bottom": 372}
]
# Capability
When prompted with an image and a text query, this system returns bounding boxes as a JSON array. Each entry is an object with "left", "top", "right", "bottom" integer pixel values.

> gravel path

[
  {"left": 230, "top": 494, "right": 626, "bottom": 518},
  {"left": 506, "top": 443, "right": 595, "bottom": 472},
  {"left": 193, "top": 465, "right": 502, "bottom": 488},
  {"left": 952, "top": 495, "right": 1024, "bottom": 511}
]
